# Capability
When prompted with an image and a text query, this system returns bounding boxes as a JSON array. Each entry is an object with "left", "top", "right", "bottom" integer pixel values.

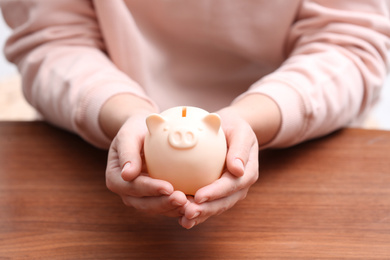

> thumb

[
  {"left": 225, "top": 133, "right": 251, "bottom": 178},
  {"left": 217, "top": 107, "right": 258, "bottom": 178},
  {"left": 114, "top": 118, "right": 147, "bottom": 182},
  {"left": 224, "top": 123, "right": 258, "bottom": 178},
  {"left": 228, "top": 157, "right": 245, "bottom": 177},
  {"left": 120, "top": 161, "right": 139, "bottom": 182}
]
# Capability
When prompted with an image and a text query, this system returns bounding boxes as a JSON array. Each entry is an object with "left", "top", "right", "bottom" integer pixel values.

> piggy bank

[{"left": 144, "top": 106, "right": 227, "bottom": 195}]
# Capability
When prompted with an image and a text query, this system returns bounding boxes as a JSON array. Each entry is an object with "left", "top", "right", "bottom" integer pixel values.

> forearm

[
  {"left": 99, "top": 94, "right": 158, "bottom": 140},
  {"left": 227, "top": 94, "right": 282, "bottom": 147}
]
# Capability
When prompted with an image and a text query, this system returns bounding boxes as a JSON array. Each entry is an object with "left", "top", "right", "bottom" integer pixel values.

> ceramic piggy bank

[{"left": 144, "top": 106, "right": 227, "bottom": 195}]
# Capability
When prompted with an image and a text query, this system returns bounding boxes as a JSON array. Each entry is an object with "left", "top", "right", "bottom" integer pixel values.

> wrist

[
  {"left": 99, "top": 94, "right": 157, "bottom": 140},
  {"left": 229, "top": 94, "right": 281, "bottom": 147}
]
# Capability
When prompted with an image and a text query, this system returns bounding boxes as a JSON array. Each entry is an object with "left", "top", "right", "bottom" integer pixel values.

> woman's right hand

[
  {"left": 105, "top": 113, "right": 188, "bottom": 217},
  {"left": 99, "top": 94, "right": 189, "bottom": 217}
]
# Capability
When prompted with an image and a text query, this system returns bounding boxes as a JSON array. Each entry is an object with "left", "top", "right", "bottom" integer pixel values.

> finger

[
  {"left": 193, "top": 170, "right": 255, "bottom": 204},
  {"left": 225, "top": 123, "right": 258, "bottom": 177},
  {"left": 120, "top": 160, "right": 148, "bottom": 182},
  {"left": 122, "top": 191, "right": 187, "bottom": 217},
  {"left": 115, "top": 150, "right": 148, "bottom": 182},
  {"left": 107, "top": 171, "right": 174, "bottom": 197},
  {"left": 180, "top": 188, "right": 249, "bottom": 229},
  {"left": 114, "top": 118, "right": 148, "bottom": 182},
  {"left": 194, "top": 143, "right": 258, "bottom": 204},
  {"left": 193, "top": 172, "right": 244, "bottom": 203}
]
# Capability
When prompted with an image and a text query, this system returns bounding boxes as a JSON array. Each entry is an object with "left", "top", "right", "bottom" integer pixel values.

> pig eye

[{"left": 163, "top": 126, "right": 170, "bottom": 131}]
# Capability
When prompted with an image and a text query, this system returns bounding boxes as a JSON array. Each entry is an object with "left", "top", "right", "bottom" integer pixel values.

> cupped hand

[
  {"left": 179, "top": 107, "right": 259, "bottom": 229},
  {"left": 105, "top": 113, "right": 188, "bottom": 217}
]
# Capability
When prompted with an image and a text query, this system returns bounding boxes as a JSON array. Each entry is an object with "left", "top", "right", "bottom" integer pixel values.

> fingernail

[
  {"left": 197, "top": 197, "right": 208, "bottom": 204},
  {"left": 187, "top": 222, "right": 196, "bottom": 229},
  {"left": 172, "top": 200, "right": 184, "bottom": 207},
  {"left": 121, "top": 162, "right": 131, "bottom": 173},
  {"left": 159, "top": 189, "right": 171, "bottom": 195},
  {"left": 190, "top": 211, "right": 200, "bottom": 219},
  {"left": 235, "top": 158, "right": 245, "bottom": 175}
]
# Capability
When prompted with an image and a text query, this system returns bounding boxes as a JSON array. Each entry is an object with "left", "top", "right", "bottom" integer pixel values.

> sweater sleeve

[
  {"left": 1, "top": 0, "right": 157, "bottom": 149},
  {"left": 234, "top": 0, "right": 390, "bottom": 149}
]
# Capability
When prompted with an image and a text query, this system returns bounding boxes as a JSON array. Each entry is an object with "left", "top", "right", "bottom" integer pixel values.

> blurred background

[{"left": 0, "top": 12, "right": 389, "bottom": 129}]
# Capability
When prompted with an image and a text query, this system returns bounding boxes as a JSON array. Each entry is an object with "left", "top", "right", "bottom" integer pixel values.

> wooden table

[{"left": 0, "top": 122, "right": 389, "bottom": 259}]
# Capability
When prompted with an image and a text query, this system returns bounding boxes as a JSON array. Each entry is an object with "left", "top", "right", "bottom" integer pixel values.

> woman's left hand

[{"left": 179, "top": 107, "right": 259, "bottom": 229}]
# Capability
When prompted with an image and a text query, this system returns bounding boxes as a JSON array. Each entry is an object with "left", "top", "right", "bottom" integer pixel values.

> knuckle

[
  {"left": 227, "top": 181, "right": 239, "bottom": 195},
  {"left": 122, "top": 197, "right": 150, "bottom": 213},
  {"left": 105, "top": 176, "right": 115, "bottom": 192},
  {"left": 121, "top": 197, "right": 133, "bottom": 207},
  {"left": 250, "top": 171, "right": 259, "bottom": 185},
  {"left": 244, "top": 167, "right": 259, "bottom": 187},
  {"left": 137, "top": 176, "right": 148, "bottom": 187},
  {"left": 124, "top": 187, "right": 137, "bottom": 197},
  {"left": 118, "top": 151, "right": 133, "bottom": 164},
  {"left": 136, "top": 203, "right": 148, "bottom": 212},
  {"left": 115, "top": 129, "right": 128, "bottom": 141},
  {"left": 240, "top": 189, "right": 249, "bottom": 201},
  {"left": 216, "top": 205, "right": 229, "bottom": 216}
]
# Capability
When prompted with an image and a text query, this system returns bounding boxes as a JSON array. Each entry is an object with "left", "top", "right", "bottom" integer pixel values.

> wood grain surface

[{"left": 0, "top": 122, "right": 389, "bottom": 259}]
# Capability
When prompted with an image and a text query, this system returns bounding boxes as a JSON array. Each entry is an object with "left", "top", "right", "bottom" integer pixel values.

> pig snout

[{"left": 168, "top": 127, "right": 198, "bottom": 149}]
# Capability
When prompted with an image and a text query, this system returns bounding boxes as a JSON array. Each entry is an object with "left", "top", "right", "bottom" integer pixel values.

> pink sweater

[{"left": 2, "top": 0, "right": 390, "bottom": 149}]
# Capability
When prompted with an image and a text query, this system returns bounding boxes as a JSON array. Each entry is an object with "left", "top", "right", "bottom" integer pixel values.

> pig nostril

[
  {"left": 185, "top": 132, "right": 194, "bottom": 143},
  {"left": 172, "top": 132, "right": 182, "bottom": 144}
]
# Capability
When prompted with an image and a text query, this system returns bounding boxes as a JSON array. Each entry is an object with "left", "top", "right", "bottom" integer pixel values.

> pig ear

[
  {"left": 146, "top": 114, "right": 166, "bottom": 135},
  {"left": 202, "top": 113, "right": 221, "bottom": 134}
]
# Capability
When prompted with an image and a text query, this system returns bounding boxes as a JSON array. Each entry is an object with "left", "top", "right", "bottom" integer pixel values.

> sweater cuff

[{"left": 73, "top": 82, "right": 158, "bottom": 149}]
